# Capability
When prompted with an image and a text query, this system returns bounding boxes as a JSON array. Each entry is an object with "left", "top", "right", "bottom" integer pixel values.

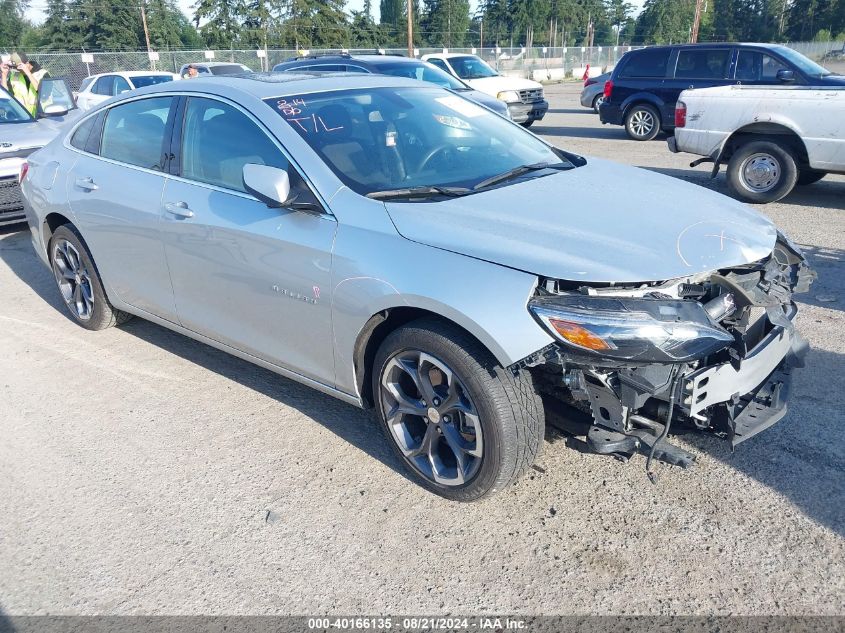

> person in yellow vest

[{"left": 0, "top": 52, "right": 48, "bottom": 117}]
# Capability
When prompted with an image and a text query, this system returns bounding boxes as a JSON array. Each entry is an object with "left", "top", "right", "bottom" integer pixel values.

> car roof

[
  {"left": 278, "top": 54, "right": 422, "bottom": 65},
  {"left": 424, "top": 53, "right": 476, "bottom": 59},
  {"left": 627, "top": 42, "right": 789, "bottom": 52},
  {"left": 123, "top": 71, "right": 427, "bottom": 101},
  {"left": 88, "top": 70, "right": 176, "bottom": 79}
]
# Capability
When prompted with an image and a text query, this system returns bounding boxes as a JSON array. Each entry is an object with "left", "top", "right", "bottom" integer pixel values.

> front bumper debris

[{"left": 523, "top": 238, "right": 816, "bottom": 472}]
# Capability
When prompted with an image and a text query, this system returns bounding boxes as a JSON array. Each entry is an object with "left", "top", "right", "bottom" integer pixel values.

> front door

[{"left": 159, "top": 96, "right": 337, "bottom": 387}]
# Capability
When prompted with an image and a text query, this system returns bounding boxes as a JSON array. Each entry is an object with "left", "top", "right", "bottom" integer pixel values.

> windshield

[
  {"left": 371, "top": 61, "right": 468, "bottom": 90},
  {"left": 130, "top": 74, "right": 175, "bottom": 88},
  {"left": 264, "top": 86, "right": 572, "bottom": 196},
  {"left": 772, "top": 46, "right": 832, "bottom": 77},
  {"left": 0, "top": 88, "right": 33, "bottom": 123},
  {"left": 210, "top": 64, "right": 251, "bottom": 75},
  {"left": 448, "top": 56, "right": 498, "bottom": 79}
]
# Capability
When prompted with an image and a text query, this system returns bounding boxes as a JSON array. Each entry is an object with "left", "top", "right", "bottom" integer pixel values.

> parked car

[
  {"left": 22, "top": 74, "right": 813, "bottom": 501},
  {"left": 422, "top": 53, "right": 549, "bottom": 126},
  {"left": 669, "top": 84, "right": 845, "bottom": 203},
  {"left": 0, "top": 78, "right": 79, "bottom": 227},
  {"left": 600, "top": 43, "right": 845, "bottom": 141},
  {"left": 178, "top": 62, "right": 252, "bottom": 78},
  {"left": 273, "top": 53, "right": 510, "bottom": 118},
  {"left": 580, "top": 72, "right": 610, "bottom": 112},
  {"left": 76, "top": 71, "right": 179, "bottom": 110}
]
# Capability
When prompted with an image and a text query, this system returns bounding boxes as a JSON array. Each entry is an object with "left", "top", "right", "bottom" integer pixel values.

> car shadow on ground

[
  {"left": 639, "top": 166, "right": 845, "bottom": 212},
  {"left": 545, "top": 107, "right": 592, "bottom": 115}
]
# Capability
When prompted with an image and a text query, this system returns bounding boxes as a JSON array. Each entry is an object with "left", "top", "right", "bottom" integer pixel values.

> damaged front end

[{"left": 519, "top": 236, "right": 815, "bottom": 471}]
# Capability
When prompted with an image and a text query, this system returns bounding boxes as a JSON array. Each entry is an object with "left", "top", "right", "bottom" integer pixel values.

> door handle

[
  {"left": 164, "top": 201, "right": 195, "bottom": 218},
  {"left": 75, "top": 177, "right": 98, "bottom": 191}
]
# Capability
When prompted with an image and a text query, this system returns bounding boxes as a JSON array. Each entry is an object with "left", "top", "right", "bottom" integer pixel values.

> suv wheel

[
  {"left": 520, "top": 120, "right": 534, "bottom": 128},
  {"left": 625, "top": 103, "right": 660, "bottom": 141},
  {"left": 624, "top": 104, "right": 661, "bottom": 141},
  {"left": 49, "top": 224, "right": 132, "bottom": 330},
  {"left": 726, "top": 140, "right": 798, "bottom": 204},
  {"left": 372, "top": 318, "right": 543, "bottom": 501}
]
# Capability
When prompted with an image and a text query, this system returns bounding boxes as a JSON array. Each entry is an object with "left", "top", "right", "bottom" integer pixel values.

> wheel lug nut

[{"left": 433, "top": 398, "right": 440, "bottom": 406}]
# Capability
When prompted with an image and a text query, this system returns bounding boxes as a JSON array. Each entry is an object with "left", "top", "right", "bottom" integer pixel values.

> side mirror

[
  {"left": 243, "top": 164, "right": 291, "bottom": 207},
  {"left": 41, "top": 104, "right": 69, "bottom": 117},
  {"left": 776, "top": 69, "right": 795, "bottom": 82},
  {"left": 242, "top": 163, "right": 324, "bottom": 213}
]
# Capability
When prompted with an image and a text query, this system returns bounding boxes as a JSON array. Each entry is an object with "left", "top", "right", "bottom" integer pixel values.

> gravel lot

[{"left": 0, "top": 82, "right": 843, "bottom": 616}]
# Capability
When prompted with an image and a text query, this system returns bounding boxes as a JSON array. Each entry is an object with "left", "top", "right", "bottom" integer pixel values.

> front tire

[
  {"left": 49, "top": 224, "right": 132, "bottom": 330},
  {"left": 372, "top": 318, "right": 544, "bottom": 502},
  {"left": 624, "top": 104, "right": 661, "bottom": 141},
  {"left": 726, "top": 140, "right": 798, "bottom": 204}
]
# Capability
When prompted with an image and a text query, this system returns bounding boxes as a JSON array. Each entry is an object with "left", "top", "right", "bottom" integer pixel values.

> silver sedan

[{"left": 21, "top": 74, "right": 812, "bottom": 501}]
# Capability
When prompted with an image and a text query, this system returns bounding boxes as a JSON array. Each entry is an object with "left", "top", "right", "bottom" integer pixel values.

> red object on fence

[{"left": 582, "top": 64, "right": 590, "bottom": 81}]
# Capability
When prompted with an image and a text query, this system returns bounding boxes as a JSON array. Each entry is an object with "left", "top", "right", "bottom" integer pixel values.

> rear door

[
  {"left": 159, "top": 95, "right": 337, "bottom": 386},
  {"left": 663, "top": 47, "right": 733, "bottom": 123},
  {"left": 615, "top": 48, "right": 671, "bottom": 116},
  {"left": 65, "top": 95, "right": 178, "bottom": 321}
]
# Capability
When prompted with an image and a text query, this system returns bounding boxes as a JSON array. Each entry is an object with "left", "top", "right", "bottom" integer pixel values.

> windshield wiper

[
  {"left": 366, "top": 185, "right": 471, "bottom": 201},
  {"left": 473, "top": 161, "right": 574, "bottom": 191}
]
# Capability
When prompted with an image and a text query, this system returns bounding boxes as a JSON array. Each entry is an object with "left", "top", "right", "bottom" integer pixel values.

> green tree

[
  {"left": 194, "top": 0, "right": 246, "bottom": 48},
  {"left": 421, "top": 0, "right": 470, "bottom": 46},
  {"left": 380, "top": 0, "right": 404, "bottom": 43},
  {"left": 0, "top": 0, "right": 32, "bottom": 49},
  {"left": 633, "top": 0, "right": 694, "bottom": 44}
]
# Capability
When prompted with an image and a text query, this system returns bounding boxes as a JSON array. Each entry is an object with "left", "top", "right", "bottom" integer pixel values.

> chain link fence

[{"left": 15, "top": 40, "right": 845, "bottom": 91}]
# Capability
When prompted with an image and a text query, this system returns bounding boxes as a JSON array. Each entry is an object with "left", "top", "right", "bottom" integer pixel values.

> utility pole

[
  {"left": 140, "top": 1, "right": 154, "bottom": 69},
  {"left": 480, "top": 17, "right": 483, "bottom": 53},
  {"left": 407, "top": 0, "right": 413, "bottom": 57},
  {"left": 690, "top": 0, "right": 704, "bottom": 43}
]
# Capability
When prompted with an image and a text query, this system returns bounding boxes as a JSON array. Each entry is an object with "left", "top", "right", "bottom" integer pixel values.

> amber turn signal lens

[{"left": 548, "top": 318, "right": 611, "bottom": 351}]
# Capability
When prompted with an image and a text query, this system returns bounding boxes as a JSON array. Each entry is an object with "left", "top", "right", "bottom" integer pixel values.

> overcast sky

[{"left": 26, "top": 0, "right": 644, "bottom": 32}]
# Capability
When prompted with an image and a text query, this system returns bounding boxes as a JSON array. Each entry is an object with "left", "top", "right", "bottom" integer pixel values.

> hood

[
  {"left": 455, "top": 88, "right": 510, "bottom": 116},
  {"left": 464, "top": 75, "right": 543, "bottom": 97},
  {"left": 383, "top": 158, "right": 778, "bottom": 283}
]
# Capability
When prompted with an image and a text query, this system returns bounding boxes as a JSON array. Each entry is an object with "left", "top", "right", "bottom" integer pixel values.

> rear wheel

[
  {"left": 592, "top": 94, "right": 605, "bottom": 113},
  {"left": 372, "top": 318, "right": 543, "bottom": 501},
  {"left": 624, "top": 104, "right": 661, "bottom": 141},
  {"left": 726, "top": 140, "right": 798, "bottom": 204},
  {"left": 797, "top": 169, "right": 826, "bottom": 186},
  {"left": 49, "top": 224, "right": 132, "bottom": 330},
  {"left": 520, "top": 120, "right": 535, "bottom": 128}
]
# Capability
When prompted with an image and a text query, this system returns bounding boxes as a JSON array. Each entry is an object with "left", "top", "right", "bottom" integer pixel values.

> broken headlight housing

[{"left": 529, "top": 295, "right": 734, "bottom": 363}]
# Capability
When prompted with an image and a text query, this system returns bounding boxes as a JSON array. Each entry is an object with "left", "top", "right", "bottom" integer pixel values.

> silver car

[
  {"left": 21, "top": 74, "right": 813, "bottom": 501},
  {"left": 580, "top": 72, "right": 610, "bottom": 112},
  {"left": 1, "top": 79, "right": 80, "bottom": 227}
]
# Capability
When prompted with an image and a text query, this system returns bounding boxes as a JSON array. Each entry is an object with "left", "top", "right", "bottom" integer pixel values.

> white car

[
  {"left": 422, "top": 53, "right": 549, "bottom": 127},
  {"left": 669, "top": 84, "right": 845, "bottom": 203},
  {"left": 76, "top": 71, "right": 179, "bottom": 110}
]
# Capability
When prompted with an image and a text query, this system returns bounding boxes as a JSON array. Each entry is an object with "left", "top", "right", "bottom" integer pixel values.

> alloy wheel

[
  {"left": 379, "top": 350, "right": 483, "bottom": 487},
  {"left": 629, "top": 109, "right": 655, "bottom": 137},
  {"left": 52, "top": 239, "right": 94, "bottom": 320},
  {"left": 740, "top": 153, "right": 781, "bottom": 193}
]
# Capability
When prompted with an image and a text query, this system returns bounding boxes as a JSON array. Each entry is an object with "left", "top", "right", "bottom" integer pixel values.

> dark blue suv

[{"left": 599, "top": 43, "right": 844, "bottom": 140}]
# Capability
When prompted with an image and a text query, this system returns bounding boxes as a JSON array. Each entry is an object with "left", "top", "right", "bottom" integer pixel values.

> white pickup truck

[{"left": 668, "top": 84, "right": 844, "bottom": 203}]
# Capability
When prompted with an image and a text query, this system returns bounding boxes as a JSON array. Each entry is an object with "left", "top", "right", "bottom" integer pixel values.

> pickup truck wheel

[
  {"left": 373, "top": 318, "right": 543, "bottom": 502},
  {"left": 49, "top": 224, "right": 132, "bottom": 330},
  {"left": 625, "top": 104, "right": 660, "bottom": 141},
  {"left": 520, "top": 120, "right": 534, "bottom": 128},
  {"left": 726, "top": 140, "right": 798, "bottom": 204},
  {"left": 797, "top": 169, "right": 826, "bottom": 186}
]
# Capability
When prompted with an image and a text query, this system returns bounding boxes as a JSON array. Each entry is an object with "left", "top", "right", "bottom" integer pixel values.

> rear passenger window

[
  {"left": 620, "top": 49, "right": 671, "bottom": 78},
  {"left": 180, "top": 97, "right": 288, "bottom": 193},
  {"left": 100, "top": 96, "right": 173, "bottom": 170},
  {"left": 70, "top": 116, "right": 96, "bottom": 151},
  {"left": 675, "top": 49, "right": 731, "bottom": 79},
  {"left": 735, "top": 51, "right": 790, "bottom": 81}
]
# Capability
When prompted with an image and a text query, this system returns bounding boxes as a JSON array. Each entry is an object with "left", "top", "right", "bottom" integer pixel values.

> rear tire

[
  {"left": 49, "top": 224, "right": 132, "bottom": 330},
  {"left": 726, "top": 140, "right": 798, "bottom": 204},
  {"left": 520, "top": 120, "right": 535, "bottom": 128},
  {"left": 372, "top": 318, "right": 544, "bottom": 502},
  {"left": 797, "top": 169, "right": 826, "bottom": 186},
  {"left": 624, "top": 104, "right": 661, "bottom": 141},
  {"left": 592, "top": 94, "right": 605, "bottom": 113}
]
